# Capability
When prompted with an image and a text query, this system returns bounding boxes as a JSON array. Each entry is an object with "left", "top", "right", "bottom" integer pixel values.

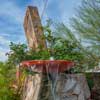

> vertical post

[
  {"left": 24, "top": 6, "right": 46, "bottom": 50},
  {"left": 22, "top": 6, "right": 47, "bottom": 100}
]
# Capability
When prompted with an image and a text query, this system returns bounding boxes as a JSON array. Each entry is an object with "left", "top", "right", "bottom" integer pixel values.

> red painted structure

[{"left": 20, "top": 60, "right": 74, "bottom": 73}]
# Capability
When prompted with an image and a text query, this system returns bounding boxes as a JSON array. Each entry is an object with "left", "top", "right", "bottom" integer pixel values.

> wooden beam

[{"left": 24, "top": 6, "right": 46, "bottom": 50}]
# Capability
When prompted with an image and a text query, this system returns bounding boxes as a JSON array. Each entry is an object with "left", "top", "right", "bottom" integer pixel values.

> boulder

[{"left": 22, "top": 73, "right": 90, "bottom": 100}]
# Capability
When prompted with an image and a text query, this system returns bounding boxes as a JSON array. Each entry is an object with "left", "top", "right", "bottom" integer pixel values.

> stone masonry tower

[{"left": 24, "top": 6, "right": 46, "bottom": 49}]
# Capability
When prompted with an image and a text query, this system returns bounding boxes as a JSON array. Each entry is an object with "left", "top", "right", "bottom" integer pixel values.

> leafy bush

[{"left": 0, "top": 62, "right": 20, "bottom": 100}]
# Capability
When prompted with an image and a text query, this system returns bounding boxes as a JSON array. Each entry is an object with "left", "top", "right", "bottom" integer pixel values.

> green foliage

[
  {"left": 85, "top": 73, "right": 94, "bottom": 90},
  {"left": 0, "top": 43, "right": 28, "bottom": 100},
  {"left": 7, "top": 42, "right": 28, "bottom": 66},
  {"left": 44, "top": 22, "right": 98, "bottom": 71},
  {"left": 0, "top": 62, "right": 20, "bottom": 100},
  {"left": 7, "top": 21, "right": 98, "bottom": 74},
  {"left": 71, "top": 0, "right": 100, "bottom": 55}
]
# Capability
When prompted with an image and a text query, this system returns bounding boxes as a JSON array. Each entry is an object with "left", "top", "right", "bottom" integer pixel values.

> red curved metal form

[{"left": 21, "top": 60, "right": 74, "bottom": 73}]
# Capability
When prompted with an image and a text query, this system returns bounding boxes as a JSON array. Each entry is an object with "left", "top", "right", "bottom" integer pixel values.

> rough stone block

[{"left": 22, "top": 73, "right": 90, "bottom": 100}]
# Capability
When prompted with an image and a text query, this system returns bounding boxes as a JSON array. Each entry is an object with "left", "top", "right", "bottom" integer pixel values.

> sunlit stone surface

[
  {"left": 22, "top": 73, "right": 90, "bottom": 100},
  {"left": 24, "top": 6, "right": 46, "bottom": 49},
  {"left": 55, "top": 74, "right": 90, "bottom": 100},
  {"left": 22, "top": 74, "right": 42, "bottom": 100}
]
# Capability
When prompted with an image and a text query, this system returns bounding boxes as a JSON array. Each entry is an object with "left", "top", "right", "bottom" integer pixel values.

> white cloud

[
  {"left": 0, "top": 36, "right": 10, "bottom": 61},
  {"left": 0, "top": 52, "right": 7, "bottom": 61},
  {"left": 0, "top": 36, "right": 10, "bottom": 46},
  {"left": 0, "top": 33, "right": 10, "bottom": 37},
  {"left": 0, "top": 1, "right": 24, "bottom": 24},
  {"left": 0, "top": 1, "right": 25, "bottom": 62},
  {"left": 58, "top": 0, "right": 81, "bottom": 25},
  {"left": 0, "top": 47, "right": 8, "bottom": 62}
]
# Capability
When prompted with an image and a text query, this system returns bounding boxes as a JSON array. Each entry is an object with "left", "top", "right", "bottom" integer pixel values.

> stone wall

[
  {"left": 22, "top": 74, "right": 42, "bottom": 100},
  {"left": 22, "top": 73, "right": 90, "bottom": 100}
]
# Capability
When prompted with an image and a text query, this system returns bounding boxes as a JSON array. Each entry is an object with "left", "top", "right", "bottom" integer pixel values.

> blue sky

[{"left": 0, "top": 0, "right": 81, "bottom": 61}]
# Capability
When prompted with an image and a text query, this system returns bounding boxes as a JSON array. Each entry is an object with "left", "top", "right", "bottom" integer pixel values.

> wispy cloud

[
  {"left": 0, "top": 0, "right": 26, "bottom": 61},
  {"left": 0, "top": 1, "right": 24, "bottom": 23},
  {"left": 58, "top": 0, "right": 81, "bottom": 25},
  {"left": 0, "top": 36, "right": 10, "bottom": 46},
  {"left": 0, "top": 47, "right": 8, "bottom": 61},
  {"left": 0, "top": 35, "right": 10, "bottom": 61}
]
